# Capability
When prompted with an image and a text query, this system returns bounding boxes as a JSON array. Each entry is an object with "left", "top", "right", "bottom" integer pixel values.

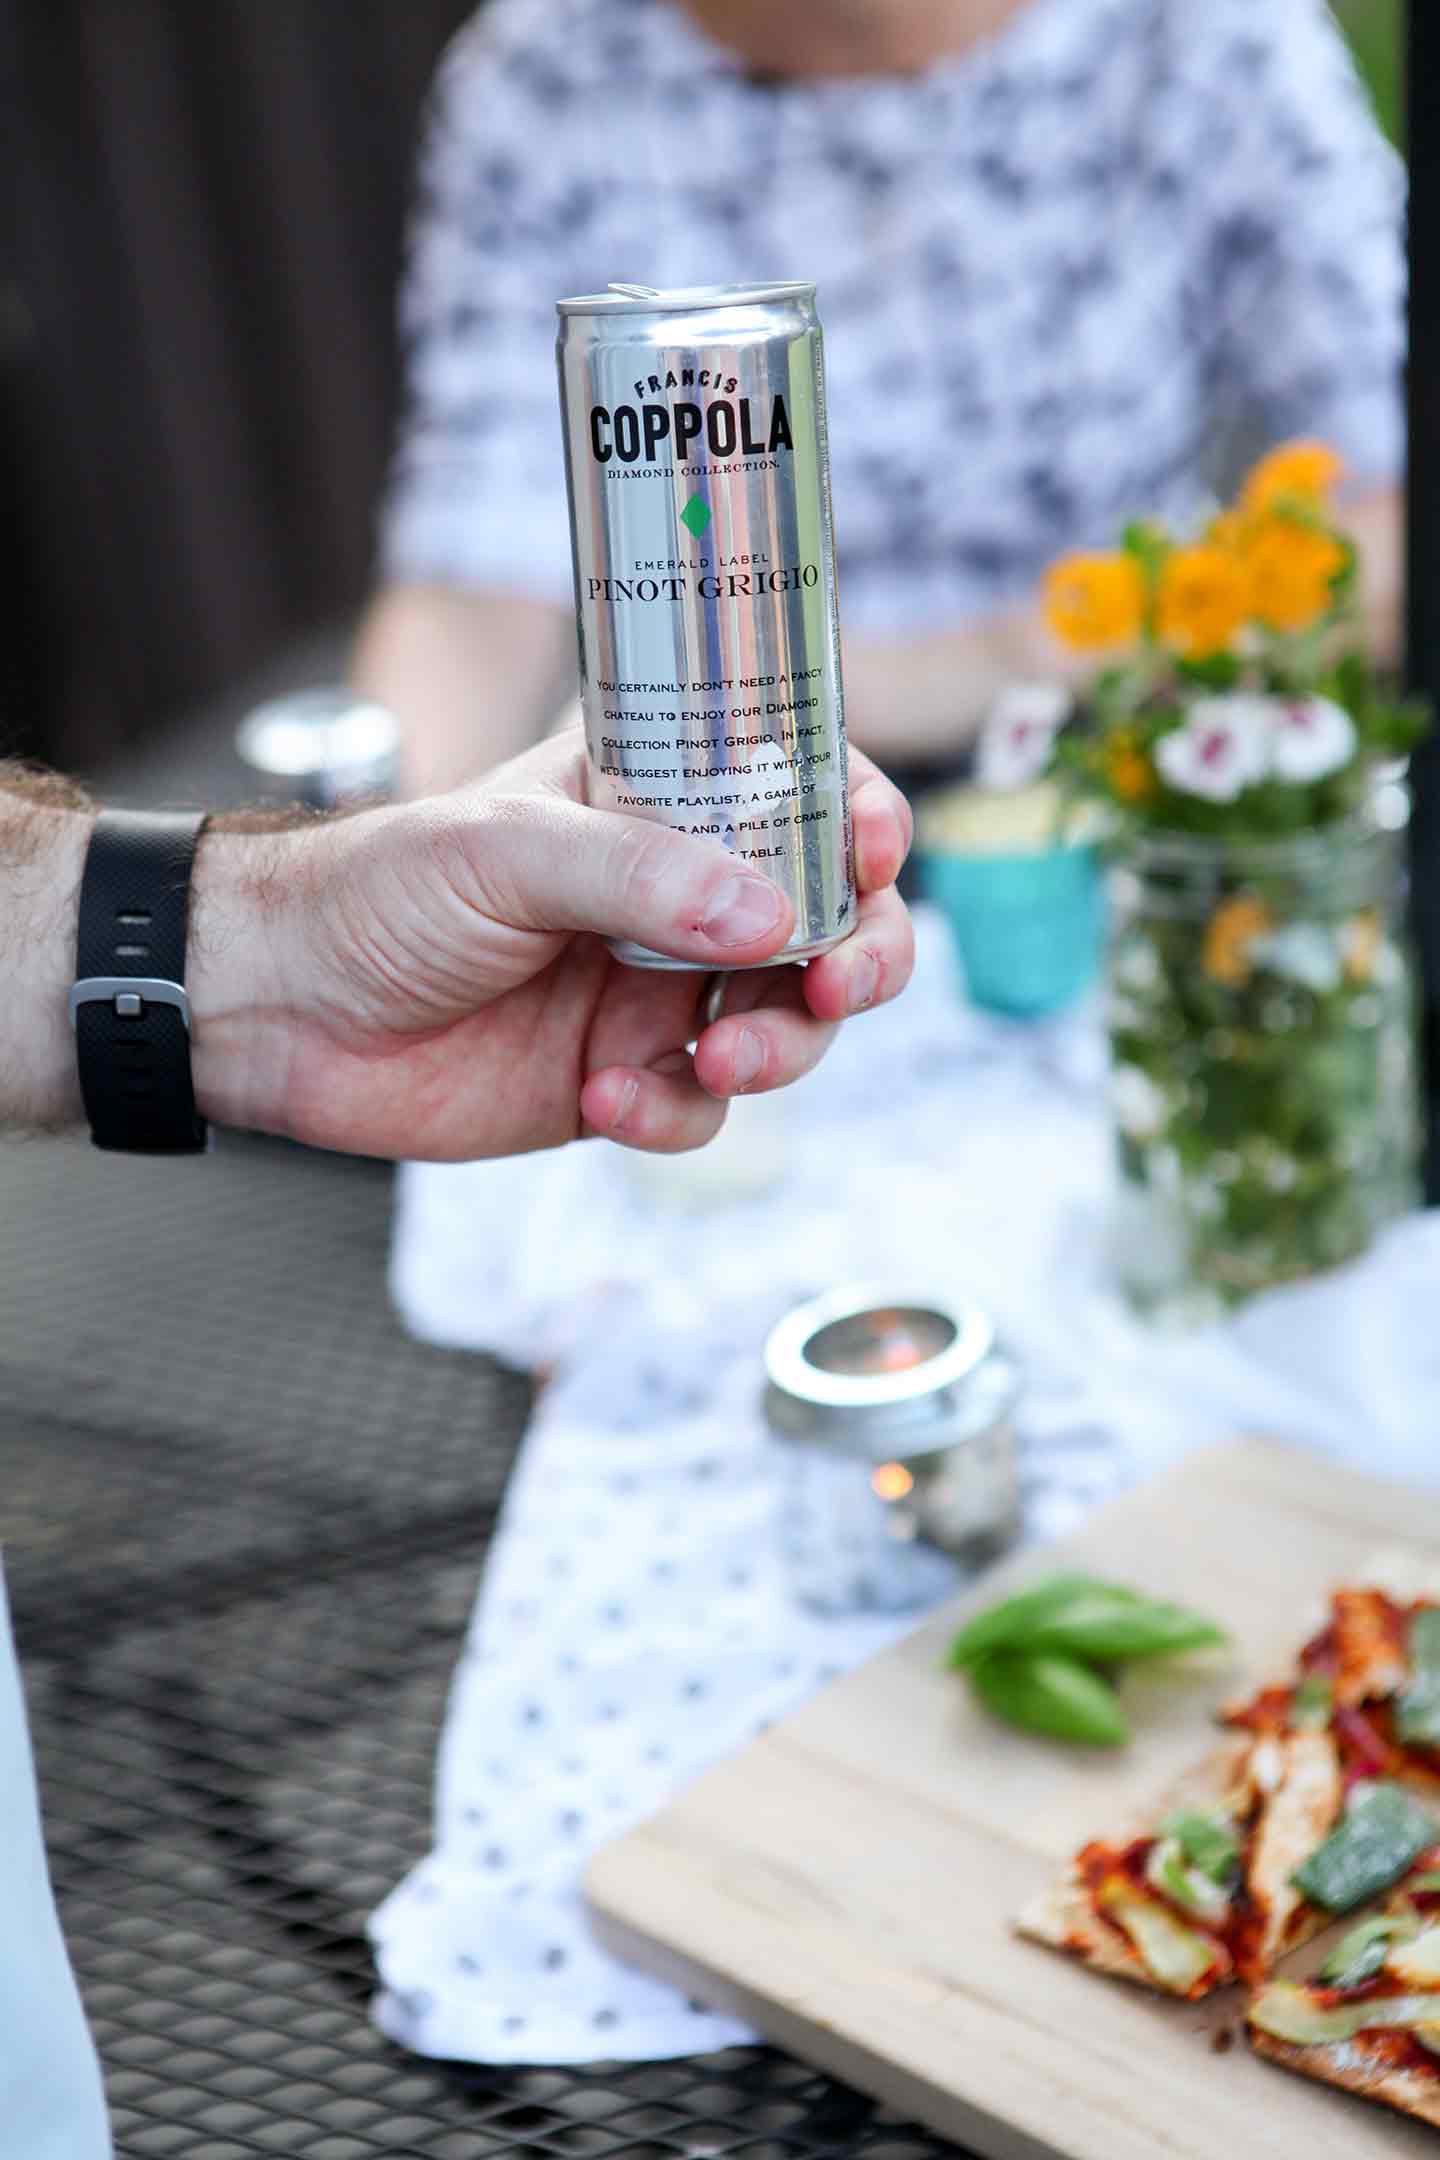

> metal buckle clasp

[{"left": 68, "top": 978, "right": 192, "bottom": 1034}]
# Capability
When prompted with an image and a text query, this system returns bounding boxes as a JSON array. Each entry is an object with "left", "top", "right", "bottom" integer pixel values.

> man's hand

[{"left": 190, "top": 731, "right": 913, "bottom": 1160}]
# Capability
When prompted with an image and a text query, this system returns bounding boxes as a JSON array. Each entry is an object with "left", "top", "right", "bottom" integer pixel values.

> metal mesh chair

[{"left": 2, "top": 1129, "right": 964, "bottom": 2159}]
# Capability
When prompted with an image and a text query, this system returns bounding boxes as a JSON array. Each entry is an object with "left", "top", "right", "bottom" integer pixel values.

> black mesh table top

[{"left": 1, "top": 1128, "right": 968, "bottom": 2160}]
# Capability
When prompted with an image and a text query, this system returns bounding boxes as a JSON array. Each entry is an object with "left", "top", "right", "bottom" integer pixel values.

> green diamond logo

[{"left": 680, "top": 493, "right": 712, "bottom": 538}]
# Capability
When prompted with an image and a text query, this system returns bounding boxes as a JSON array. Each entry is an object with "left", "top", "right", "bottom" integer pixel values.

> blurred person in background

[{"left": 354, "top": 0, "right": 1405, "bottom": 804}]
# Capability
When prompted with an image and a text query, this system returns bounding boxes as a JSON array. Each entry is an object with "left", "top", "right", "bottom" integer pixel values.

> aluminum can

[{"left": 556, "top": 281, "right": 855, "bottom": 969}]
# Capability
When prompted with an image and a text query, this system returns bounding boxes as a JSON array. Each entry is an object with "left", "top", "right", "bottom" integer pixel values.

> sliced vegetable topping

[
  {"left": 1250, "top": 1983, "right": 1440, "bottom": 2048},
  {"left": 970, "top": 1652, "right": 1129, "bottom": 1747},
  {"left": 1290, "top": 1781, "right": 1440, "bottom": 1914},
  {"left": 1145, "top": 1837, "right": 1233, "bottom": 1926},
  {"left": 1386, "top": 1924, "right": 1440, "bottom": 1988},
  {"left": 1397, "top": 1609, "right": 1440, "bottom": 1749},
  {"left": 1318, "top": 1912, "right": 1418, "bottom": 1989},
  {"left": 1161, "top": 1809, "right": 1241, "bottom": 1885},
  {"left": 1097, "top": 1879, "right": 1222, "bottom": 1995},
  {"left": 1290, "top": 1674, "right": 1334, "bottom": 1732},
  {"left": 1333, "top": 1704, "right": 1398, "bottom": 1784}
]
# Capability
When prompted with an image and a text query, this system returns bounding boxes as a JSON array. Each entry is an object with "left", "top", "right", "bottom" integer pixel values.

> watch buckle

[{"left": 69, "top": 977, "right": 193, "bottom": 1035}]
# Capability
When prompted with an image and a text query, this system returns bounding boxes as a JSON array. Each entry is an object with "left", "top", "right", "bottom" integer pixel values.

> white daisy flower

[
  {"left": 975, "top": 682, "right": 1071, "bottom": 791},
  {"left": 1111, "top": 1063, "right": 1167, "bottom": 1140},
  {"left": 1114, "top": 937, "right": 1162, "bottom": 993},
  {"left": 1269, "top": 696, "right": 1357, "bottom": 783},
  {"left": 1248, "top": 924, "right": 1343, "bottom": 994},
  {"left": 1154, "top": 695, "right": 1273, "bottom": 802}
]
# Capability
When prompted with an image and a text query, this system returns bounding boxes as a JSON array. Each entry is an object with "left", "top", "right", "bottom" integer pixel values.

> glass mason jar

[{"left": 1106, "top": 790, "right": 1419, "bottom": 1323}]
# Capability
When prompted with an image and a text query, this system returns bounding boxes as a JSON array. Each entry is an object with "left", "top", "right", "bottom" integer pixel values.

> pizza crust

[
  {"left": 1249, "top": 2027, "right": 1440, "bottom": 2129},
  {"left": 1016, "top": 1872, "right": 1162, "bottom": 1990}
]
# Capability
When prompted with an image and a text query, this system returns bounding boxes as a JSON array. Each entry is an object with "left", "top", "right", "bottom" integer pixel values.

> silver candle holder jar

[
  {"left": 763, "top": 1287, "right": 1024, "bottom": 1617},
  {"left": 236, "top": 688, "right": 399, "bottom": 810}
]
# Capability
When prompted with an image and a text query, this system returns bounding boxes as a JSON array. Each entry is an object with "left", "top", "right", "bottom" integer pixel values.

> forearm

[
  {"left": 842, "top": 605, "right": 1084, "bottom": 762},
  {"left": 351, "top": 581, "right": 576, "bottom": 796},
  {"left": 0, "top": 769, "right": 95, "bottom": 1130},
  {"left": 0, "top": 766, "right": 318, "bottom": 1139}
]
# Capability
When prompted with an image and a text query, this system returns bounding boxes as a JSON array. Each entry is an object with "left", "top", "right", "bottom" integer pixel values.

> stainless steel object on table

[
  {"left": 763, "top": 1286, "right": 1024, "bottom": 1617},
  {"left": 556, "top": 280, "right": 855, "bottom": 970},
  {"left": 235, "top": 688, "right": 399, "bottom": 810}
]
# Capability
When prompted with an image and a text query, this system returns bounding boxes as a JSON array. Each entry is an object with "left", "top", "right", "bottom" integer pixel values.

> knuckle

[
  {"left": 436, "top": 793, "right": 542, "bottom": 919},
  {"left": 611, "top": 822, "right": 682, "bottom": 920}
]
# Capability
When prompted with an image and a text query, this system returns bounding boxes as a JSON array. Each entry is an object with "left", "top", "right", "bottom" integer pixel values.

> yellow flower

[
  {"left": 1203, "top": 896, "right": 1272, "bottom": 988},
  {"left": 1207, "top": 507, "right": 1252, "bottom": 554},
  {"left": 1341, "top": 908, "right": 1382, "bottom": 985},
  {"left": 1242, "top": 439, "right": 1344, "bottom": 512},
  {"left": 1240, "top": 517, "right": 1348, "bottom": 634},
  {"left": 1043, "top": 552, "right": 1146, "bottom": 651},
  {"left": 1104, "top": 729, "right": 1156, "bottom": 803},
  {"left": 1155, "top": 544, "right": 1250, "bottom": 658}
]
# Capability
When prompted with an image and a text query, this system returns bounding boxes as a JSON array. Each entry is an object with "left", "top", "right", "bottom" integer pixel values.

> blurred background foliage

[{"left": 1335, "top": 0, "right": 1402, "bottom": 144}]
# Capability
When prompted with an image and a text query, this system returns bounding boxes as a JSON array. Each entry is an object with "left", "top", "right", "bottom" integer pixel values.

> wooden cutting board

[{"left": 586, "top": 1439, "right": 1440, "bottom": 2160}]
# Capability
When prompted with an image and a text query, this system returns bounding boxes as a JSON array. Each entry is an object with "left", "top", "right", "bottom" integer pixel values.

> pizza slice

[
  {"left": 1225, "top": 1584, "right": 1440, "bottom": 1801},
  {"left": 1019, "top": 1579, "right": 1440, "bottom": 2000},
  {"left": 1249, "top": 1846, "right": 1440, "bottom": 2128},
  {"left": 1018, "top": 1720, "right": 1344, "bottom": 1997}
]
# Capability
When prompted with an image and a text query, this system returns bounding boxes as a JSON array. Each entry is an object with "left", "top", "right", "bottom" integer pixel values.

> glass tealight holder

[
  {"left": 236, "top": 688, "right": 399, "bottom": 810},
  {"left": 763, "top": 1286, "right": 1024, "bottom": 1617}
]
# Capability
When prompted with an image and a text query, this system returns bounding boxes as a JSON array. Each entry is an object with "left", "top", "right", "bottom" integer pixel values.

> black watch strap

[{"left": 71, "top": 809, "right": 210, "bottom": 1155}]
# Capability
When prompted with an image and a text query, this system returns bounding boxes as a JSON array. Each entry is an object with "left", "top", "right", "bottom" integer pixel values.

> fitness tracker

[{"left": 68, "top": 809, "right": 210, "bottom": 1154}]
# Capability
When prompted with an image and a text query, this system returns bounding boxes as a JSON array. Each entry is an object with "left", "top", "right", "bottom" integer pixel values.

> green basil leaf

[
  {"left": 1397, "top": 1609, "right": 1440, "bottom": 1748},
  {"left": 1023, "top": 1599, "right": 1227, "bottom": 1664},
  {"left": 1292, "top": 1782, "right": 1440, "bottom": 1914},
  {"left": 1405, "top": 1871, "right": 1440, "bottom": 1894},
  {"left": 1318, "top": 1913, "right": 1417, "bottom": 1989},
  {"left": 1161, "top": 1810, "right": 1240, "bottom": 1884},
  {"left": 1290, "top": 1674, "right": 1334, "bottom": 1731},
  {"left": 945, "top": 1575, "right": 1139, "bottom": 1670},
  {"left": 970, "top": 1652, "right": 1129, "bottom": 1747}
]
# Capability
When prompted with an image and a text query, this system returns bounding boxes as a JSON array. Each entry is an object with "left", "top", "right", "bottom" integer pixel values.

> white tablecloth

[{"left": 370, "top": 908, "right": 1440, "bottom": 2064}]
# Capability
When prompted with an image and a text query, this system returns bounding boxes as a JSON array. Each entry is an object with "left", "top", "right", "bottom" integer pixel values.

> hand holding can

[{"left": 556, "top": 281, "right": 856, "bottom": 971}]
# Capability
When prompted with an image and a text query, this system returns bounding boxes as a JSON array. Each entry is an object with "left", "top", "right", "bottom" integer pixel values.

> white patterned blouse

[{"left": 380, "top": 0, "right": 1404, "bottom": 637}]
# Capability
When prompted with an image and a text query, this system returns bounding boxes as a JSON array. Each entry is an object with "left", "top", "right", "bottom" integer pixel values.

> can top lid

[{"left": 557, "top": 279, "right": 816, "bottom": 317}]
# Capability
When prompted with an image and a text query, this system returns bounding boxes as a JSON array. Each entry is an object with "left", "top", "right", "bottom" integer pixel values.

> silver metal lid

[
  {"left": 764, "top": 1286, "right": 996, "bottom": 1415},
  {"left": 557, "top": 280, "right": 816, "bottom": 317}
]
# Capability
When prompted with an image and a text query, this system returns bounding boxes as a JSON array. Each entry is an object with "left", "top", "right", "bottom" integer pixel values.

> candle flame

[{"left": 871, "top": 1461, "right": 915, "bottom": 1502}]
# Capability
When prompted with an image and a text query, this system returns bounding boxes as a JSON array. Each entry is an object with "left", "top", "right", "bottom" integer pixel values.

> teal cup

[{"left": 919, "top": 839, "right": 1104, "bottom": 1017}]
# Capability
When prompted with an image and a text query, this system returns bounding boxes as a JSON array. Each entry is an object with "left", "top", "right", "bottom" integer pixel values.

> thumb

[{"left": 452, "top": 794, "right": 795, "bottom": 965}]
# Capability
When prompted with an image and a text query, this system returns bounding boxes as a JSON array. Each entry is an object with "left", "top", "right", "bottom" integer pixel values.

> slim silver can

[{"left": 556, "top": 281, "right": 856, "bottom": 969}]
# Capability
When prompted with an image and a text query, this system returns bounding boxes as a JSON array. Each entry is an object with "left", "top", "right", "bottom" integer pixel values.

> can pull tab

[{"left": 608, "top": 282, "right": 663, "bottom": 300}]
